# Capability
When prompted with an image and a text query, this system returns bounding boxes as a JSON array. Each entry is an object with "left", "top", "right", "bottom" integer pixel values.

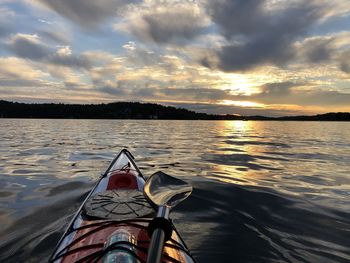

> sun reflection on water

[{"left": 205, "top": 121, "right": 268, "bottom": 185}]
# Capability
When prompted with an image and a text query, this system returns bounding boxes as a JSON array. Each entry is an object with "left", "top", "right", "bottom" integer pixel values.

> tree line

[{"left": 0, "top": 100, "right": 349, "bottom": 121}]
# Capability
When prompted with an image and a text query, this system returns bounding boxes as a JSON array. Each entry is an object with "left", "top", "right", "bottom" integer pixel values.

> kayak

[{"left": 49, "top": 149, "right": 195, "bottom": 263}]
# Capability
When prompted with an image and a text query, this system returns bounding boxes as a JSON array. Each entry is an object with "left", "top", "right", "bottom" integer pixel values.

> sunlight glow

[
  {"left": 220, "top": 100, "right": 265, "bottom": 108},
  {"left": 220, "top": 73, "right": 262, "bottom": 96}
]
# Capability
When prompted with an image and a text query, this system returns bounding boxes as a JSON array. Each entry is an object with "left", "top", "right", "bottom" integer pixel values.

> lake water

[{"left": 0, "top": 119, "right": 349, "bottom": 262}]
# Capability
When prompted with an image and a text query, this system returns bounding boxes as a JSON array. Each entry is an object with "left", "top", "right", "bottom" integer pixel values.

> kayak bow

[{"left": 50, "top": 149, "right": 195, "bottom": 263}]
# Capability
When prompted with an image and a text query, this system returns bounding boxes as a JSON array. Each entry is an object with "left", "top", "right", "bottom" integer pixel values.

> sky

[{"left": 0, "top": 0, "right": 350, "bottom": 116}]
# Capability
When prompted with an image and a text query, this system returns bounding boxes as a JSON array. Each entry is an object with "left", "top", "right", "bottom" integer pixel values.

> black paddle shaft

[{"left": 147, "top": 228, "right": 165, "bottom": 263}]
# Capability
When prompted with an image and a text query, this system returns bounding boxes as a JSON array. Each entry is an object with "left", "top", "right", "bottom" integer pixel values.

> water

[{"left": 0, "top": 119, "right": 349, "bottom": 262}]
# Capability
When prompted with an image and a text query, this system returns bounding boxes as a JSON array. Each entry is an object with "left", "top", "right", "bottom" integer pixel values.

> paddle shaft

[{"left": 147, "top": 228, "right": 165, "bottom": 263}]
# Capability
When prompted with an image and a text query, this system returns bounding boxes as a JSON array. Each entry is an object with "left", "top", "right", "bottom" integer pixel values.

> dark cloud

[
  {"left": 259, "top": 82, "right": 296, "bottom": 95},
  {"left": 339, "top": 50, "right": 350, "bottom": 74},
  {"left": 294, "top": 35, "right": 350, "bottom": 72},
  {"left": 96, "top": 78, "right": 232, "bottom": 100},
  {"left": 8, "top": 34, "right": 51, "bottom": 60},
  {"left": 95, "top": 79, "right": 157, "bottom": 97},
  {"left": 139, "top": 10, "right": 206, "bottom": 43},
  {"left": 340, "top": 62, "right": 350, "bottom": 73},
  {"left": 300, "top": 90, "right": 350, "bottom": 106},
  {"left": 7, "top": 34, "right": 90, "bottom": 69},
  {"left": 97, "top": 80, "right": 159, "bottom": 98},
  {"left": 40, "top": 30, "right": 70, "bottom": 44},
  {"left": 305, "top": 41, "right": 333, "bottom": 63},
  {"left": 202, "top": 0, "right": 325, "bottom": 71},
  {"left": 160, "top": 87, "right": 228, "bottom": 101},
  {"left": 205, "top": 0, "right": 266, "bottom": 38},
  {"left": 135, "top": 87, "right": 157, "bottom": 97},
  {"left": 0, "top": 79, "right": 44, "bottom": 87},
  {"left": 251, "top": 82, "right": 350, "bottom": 106},
  {"left": 61, "top": 81, "right": 93, "bottom": 90},
  {"left": 48, "top": 53, "right": 91, "bottom": 68},
  {"left": 99, "top": 85, "right": 127, "bottom": 96},
  {"left": 35, "top": 0, "right": 136, "bottom": 28},
  {"left": 119, "top": 2, "right": 208, "bottom": 44},
  {"left": 297, "top": 36, "right": 335, "bottom": 64},
  {"left": 213, "top": 38, "right": 294, "bottom": 71}
]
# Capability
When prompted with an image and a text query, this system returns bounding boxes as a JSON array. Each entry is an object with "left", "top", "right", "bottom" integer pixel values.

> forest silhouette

[{"left": 1, "top": 100, "right": 349, "bottom": 121}]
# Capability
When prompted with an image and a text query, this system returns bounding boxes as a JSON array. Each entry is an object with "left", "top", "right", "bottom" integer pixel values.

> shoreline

[{"left": 1, "top": 100, "right": 349, "bottom": 121}]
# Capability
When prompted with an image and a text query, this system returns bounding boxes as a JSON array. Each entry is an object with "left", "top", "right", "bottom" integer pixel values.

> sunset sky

[{"left": 0, "top": 0, "right": 350, "bottom": 116}]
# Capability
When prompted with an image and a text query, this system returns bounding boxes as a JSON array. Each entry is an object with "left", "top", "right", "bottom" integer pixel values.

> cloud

[
  {"left": 340, "top": 63, "right": 350, "bottom": 73},
  {"left": 44, "top": 63, "right": 86, "bottom": 89},
  {"left": 39, "top": 30, "right": 70, "bottom": 44},
  {"left": 7, "top": 33, "right": 51, "bottom": 60},
  {"left": 201, "top": 0, "right": 325, "bottom": 71},
  {"left": 86, "top": 51, "right": 125, "bottom": 87},
  {"left": 317, "top": 0, "right": 350, "bottom": 19},
  {"left": 250, "top": 81, "right": 350, "bottom": 107},
  {"left": 7, "top": 39, "right": 342, "bottom": 114},
  {"left": 6, "top": 34, "right": 91, "bottom": 69},
  {"left": 299, "top": 37, "right": 334, "bottom": 63},
  {"left": 0, "top": 57, "right": 52, "bottom": 88},
  {"left": 32, "top": 0, "right": 137, "bottom": 29},
  {"left": 339, "top": 50, "right": 350, "bottom": 73},
  {"left": 49, "top": 47, "right": 91, "bottom": 69},
  {"left": 115, "top": 1, "right": 209, "bottom": 44},
  {"left": 0, "top": 7, "right": 15, "bottom": 37},
  {"left": 99, "top": 82, "right": 127, "bottom": 96},
  {"left": 295, "top": 33, "right": 350, "bottom": 72},
  {"left": 86, "top": 46, "right": 202, "bottom": 89},
  {"left": 85, "top": 51, "right": 235, "bottom": 101},
  {"left": 296, "top": 32, "right": 349, "bottom": 60},
  {"left": 258, "top": 82, "right": 297, "bottom": 96},
  {"left": 96, "top": 81, "right": 231, "bottom": 102},
  {"left": 159, "top": 87, "right": 228, "bottom": 101}
]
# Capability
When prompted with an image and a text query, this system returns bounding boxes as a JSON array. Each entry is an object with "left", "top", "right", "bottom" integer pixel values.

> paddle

[{"left": 144, "top": 171, "right": 193, "bottom": 263}]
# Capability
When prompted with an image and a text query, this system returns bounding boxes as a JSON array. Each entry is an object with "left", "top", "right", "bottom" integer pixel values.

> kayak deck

[
  {"left": 50, "top": 149, "right": 195, "bottom": 263},
  {"left": 52, "top": 219, "right": 191, "bottom": 262}
]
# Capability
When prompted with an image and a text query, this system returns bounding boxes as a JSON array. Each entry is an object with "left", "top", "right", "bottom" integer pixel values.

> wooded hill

[{"left": 1, "top": 100, "right": 349, "bottom": 121}]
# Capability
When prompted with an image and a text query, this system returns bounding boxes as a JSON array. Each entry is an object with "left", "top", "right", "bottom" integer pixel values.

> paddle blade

[{"left": 144, "top": 171, "right": 192, "bottom": 208}]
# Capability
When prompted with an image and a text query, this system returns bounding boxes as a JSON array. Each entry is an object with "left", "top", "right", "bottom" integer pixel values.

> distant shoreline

[
  {"left": 1, "top": 118, "right": 350, "bottom": 122},
  {"left": 1, "top": 100, "right": 349, "bottom": 121}
]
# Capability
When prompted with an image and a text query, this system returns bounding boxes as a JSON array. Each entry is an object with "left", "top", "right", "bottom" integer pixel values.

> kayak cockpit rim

[{"left": 101, "top": 149, "right": 144, "bottom": 180}]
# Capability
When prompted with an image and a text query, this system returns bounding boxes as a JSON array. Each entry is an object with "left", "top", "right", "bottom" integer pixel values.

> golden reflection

[
  {"left": 228, "top": 120, "right": 253, "bottom": 135},
  {"left": 211, "top": 121, "right": 265, "bottom": 186}
]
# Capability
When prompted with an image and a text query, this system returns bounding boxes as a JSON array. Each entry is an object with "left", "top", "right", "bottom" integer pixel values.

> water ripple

[{"left": 0, "top": 119, "right": 349, "bottom": 262}]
